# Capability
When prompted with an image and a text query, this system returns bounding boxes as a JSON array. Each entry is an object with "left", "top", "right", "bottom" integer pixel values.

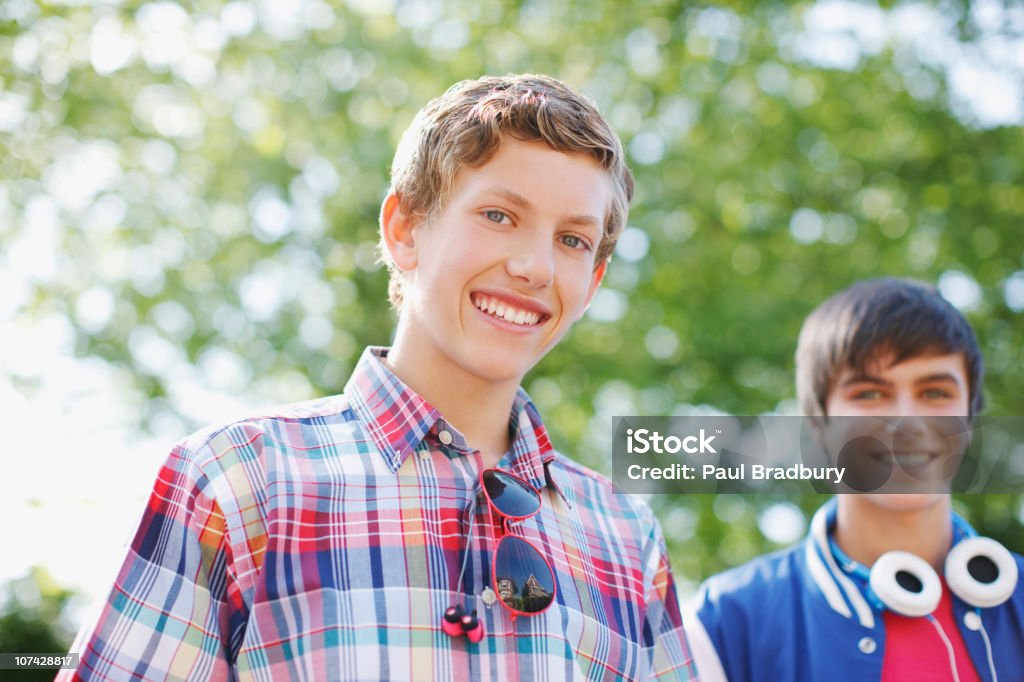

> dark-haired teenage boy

[
  {"left": 687, "top": 278, "right": 1024, "bottom": 681},
  {"left": 62, "top": 75, "right": 698, "bottom": 681}
]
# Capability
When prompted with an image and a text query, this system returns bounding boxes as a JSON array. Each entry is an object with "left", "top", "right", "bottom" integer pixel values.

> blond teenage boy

[
  {"left": 687, "top": 278, "right": 1023, "bottom": 682},
  {"left": 63, "top": 75, "right": 698, "bottom": 681}
]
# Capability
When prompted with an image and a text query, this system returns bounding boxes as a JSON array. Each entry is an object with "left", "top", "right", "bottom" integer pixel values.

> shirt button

[
  {"left": 418, "top": 450, "right": 430, "bottom": 461},
  {"left": 438, "top": 429, "right": 453, "bottom": 445},
  {"left": 963, "top": 612, "right": 982, "bottom": 631},
  {"left": 858, "top": 637, "right": 877, "bottom": 654}
]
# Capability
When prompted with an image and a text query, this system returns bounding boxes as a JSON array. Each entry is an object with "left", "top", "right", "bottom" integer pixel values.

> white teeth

[
  {"left": 472, "top": 295, "right": 542, "bottom": 326},
  {"left": 876, "top": 448, "right": 933, "bottom": 464},
  {"left": 894, "top": 453, "right": 930, "bottom": 466}
]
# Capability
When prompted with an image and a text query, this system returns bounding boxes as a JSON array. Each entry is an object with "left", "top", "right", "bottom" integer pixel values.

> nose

[
  {"left": 893, "top": 391, "right": 930, "bottom": 419},
  {"left": 505, "top": 238, "right": 554, "bottom": 288},
  {"left": 888, "top": 392, "right": 929, "bottom": 438}
]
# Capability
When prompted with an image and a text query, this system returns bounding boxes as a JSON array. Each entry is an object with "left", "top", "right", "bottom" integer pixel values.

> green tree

[
  {"left": 2, "top": 0, "right": 1021, "bottom": 603},
  {"left": 0, "top": 568, "right": 76, "bottom": 681}
]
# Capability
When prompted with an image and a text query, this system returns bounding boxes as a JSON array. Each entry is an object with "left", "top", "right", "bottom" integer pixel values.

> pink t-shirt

[{"left": 882, "top": 583, "right": 981, "bottom": 682}]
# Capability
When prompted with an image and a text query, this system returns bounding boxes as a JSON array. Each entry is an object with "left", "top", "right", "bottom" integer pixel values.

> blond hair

[{"left": 382, "top": 74, "right": 633, "bottom": 308}]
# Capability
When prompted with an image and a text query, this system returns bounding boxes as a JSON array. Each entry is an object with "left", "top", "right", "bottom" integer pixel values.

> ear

[
  {"left": 575, "top": 258, "right": 608, "bottom": 321},
  {"left": 380, "top": 192, "right": 420, "bottom": 272}
]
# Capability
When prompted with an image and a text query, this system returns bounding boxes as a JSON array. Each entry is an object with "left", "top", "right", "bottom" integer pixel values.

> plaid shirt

[{"left": 62, "top": 347, "right": 697, "bottom": 681}]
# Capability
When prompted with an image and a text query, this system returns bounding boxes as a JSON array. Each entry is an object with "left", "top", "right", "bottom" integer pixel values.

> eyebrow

[
  {"left": 483, "top": 186, "right": 602, "bottom": 229},
  {"left": 839, "top": 372, "right": 963, "bottom": 387},
  {"left": 487, "top": 186, "right": 532, "bottom": 211}
]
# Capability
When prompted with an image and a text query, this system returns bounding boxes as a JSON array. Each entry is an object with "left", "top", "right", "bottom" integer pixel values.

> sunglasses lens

[
  {"left": 493, "top": 536, "right": 555, "bottom": 614},
  {"left": 483, "top": 470, "right": 540, "bottom": 518}
]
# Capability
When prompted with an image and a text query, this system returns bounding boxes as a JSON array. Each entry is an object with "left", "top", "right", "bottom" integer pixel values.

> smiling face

[
  {"left": 823, "top": 352, "right": 971, "bottom": 509},
  {"left": 382, "top": 137, "right": 610, "bottom": 390}
]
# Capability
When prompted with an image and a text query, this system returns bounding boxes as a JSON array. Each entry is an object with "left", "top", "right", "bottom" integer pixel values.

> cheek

[
  {"left": 823, "top": 397, "right": 855, "bottom": 418},
  {"left": 562, "top": 282, "right": 593, "bottom": 318},
  {"left": 822, "top": 418, "right": 885, "bottom": 452},
  {"left": 947, "top": 397, "right": 971, "bottom": 416},
  {"left": 558, "top": 262, "right": 599, "bottom": 306},
  {"left": 421, "top": 244, "right": 483, "bottom": 282}
]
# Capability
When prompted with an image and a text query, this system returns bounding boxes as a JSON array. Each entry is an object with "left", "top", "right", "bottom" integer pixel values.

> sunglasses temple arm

[{"left": 454, "top": 493, "right": 478, "bottom": 598}]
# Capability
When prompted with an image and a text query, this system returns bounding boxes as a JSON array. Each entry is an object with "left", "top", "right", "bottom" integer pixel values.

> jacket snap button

[
  {"left": 858, "top": 637, "right": 877, "bottom": 654},
  {"left": 439, "top": 430, "right": 454, "bottom": 445}
]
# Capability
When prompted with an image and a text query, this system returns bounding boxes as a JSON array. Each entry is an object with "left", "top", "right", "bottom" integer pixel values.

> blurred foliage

[
  {"left": 2, "top": 0, "right": 1023, "bottom": 613},
  {"left": 0, "top": 568, "right": 76, "bottom": 680}
]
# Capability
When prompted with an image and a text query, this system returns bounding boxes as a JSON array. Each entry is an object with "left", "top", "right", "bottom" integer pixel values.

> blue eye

[
  {"left": 484, "top": 209, "right": 509, "bottom": 223},
  {"left": 561, "top": 234, "right": 591, "bottom": 250}
]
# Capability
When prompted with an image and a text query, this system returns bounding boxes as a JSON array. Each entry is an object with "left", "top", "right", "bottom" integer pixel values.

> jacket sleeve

[
  {"left": 58, "top": 441, "right": 247, "bottom": 681},
  {"left": 641, "top": 518, "right": 701, "bottom": 681},
  {"left": 683, "top": 586, "right": 730, "bottom": 682}
]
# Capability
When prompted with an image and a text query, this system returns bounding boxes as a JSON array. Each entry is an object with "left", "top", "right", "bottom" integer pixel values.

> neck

[
  {"left": 834, "top": 495, "right": 953, "bottom": 572},
  {"left": 385, "top": 331, "right": 520, "bottom": 470}
]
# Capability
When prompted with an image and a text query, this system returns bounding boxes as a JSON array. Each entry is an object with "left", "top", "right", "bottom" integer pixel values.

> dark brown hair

[{"left": 796, "top": 278, "right": 984, "bottom": 417}]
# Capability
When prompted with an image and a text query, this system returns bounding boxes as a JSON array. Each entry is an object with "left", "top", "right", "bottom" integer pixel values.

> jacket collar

[{"left": 805, "top": 498, "right": 978, "bottom": 628}]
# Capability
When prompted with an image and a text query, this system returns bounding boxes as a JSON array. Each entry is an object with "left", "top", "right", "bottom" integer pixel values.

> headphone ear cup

[
  {"left": 869, "top": 551, "right": 942, "bottom": 617},
  {"left": 461, "top": 610, "right": 484, "bottom": 643},
  {"left": 442, "top": 605, "right": 466, "bottom": 637},
  {"left": 945, "top": 537, "right": 1019, "bottom": 608}
]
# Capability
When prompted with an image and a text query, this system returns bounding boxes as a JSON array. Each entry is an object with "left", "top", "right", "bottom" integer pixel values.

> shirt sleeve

[
  {"left": 641, "top": 517, "right": 701, "bottom": 681},
  {"left": 58, "top": 441, "right": 246, "bottom": 681}
]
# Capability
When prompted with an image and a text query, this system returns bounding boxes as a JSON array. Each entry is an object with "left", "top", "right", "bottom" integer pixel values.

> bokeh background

[{"left": 2, "top": 0, "right": 1023, "bottom": 663}]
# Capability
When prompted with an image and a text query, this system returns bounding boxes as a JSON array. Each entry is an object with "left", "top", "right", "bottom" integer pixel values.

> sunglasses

[{"left": 480, "top": 468, "right": 557, "bottom": 619}]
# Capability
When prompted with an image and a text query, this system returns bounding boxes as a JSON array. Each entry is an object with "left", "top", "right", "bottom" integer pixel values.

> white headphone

[
  {"left": 831, "top": 515, "right": 1018, "bottom": 617},
  {"left": 824, "top": 506, "right": 1017, "bottom": 682}
]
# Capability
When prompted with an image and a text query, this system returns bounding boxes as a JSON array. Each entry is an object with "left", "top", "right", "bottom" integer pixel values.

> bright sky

[
  {"left": 3, "top": 0, "right": 1023, "bottom": 634},
  {"left": 0, "top": 330, "right": 267, "bottom": 628}
]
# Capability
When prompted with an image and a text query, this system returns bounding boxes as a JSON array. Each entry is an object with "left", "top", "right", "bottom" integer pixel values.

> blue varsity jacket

[{"left": 686, "top": 499, "right": 1024, "bottom": 681}]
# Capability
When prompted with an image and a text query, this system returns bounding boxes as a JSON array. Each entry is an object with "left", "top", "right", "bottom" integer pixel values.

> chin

[
  {"left": 460, "top": 349, "right": 536, "bottom": 385},
  {"left": 859, "top": 493, "right": 948, "bottom": 514}
]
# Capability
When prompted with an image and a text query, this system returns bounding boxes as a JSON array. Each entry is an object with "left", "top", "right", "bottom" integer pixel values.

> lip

[
  {"left": 869, "top": 451, "right": 938, "bottom": 468},
  {"left": 470, "top": 289, "right": 553, "bottom": 330}
]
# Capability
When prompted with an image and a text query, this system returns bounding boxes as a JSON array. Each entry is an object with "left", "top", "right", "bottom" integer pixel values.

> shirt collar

[
  {"left": 345, "top": 347, "right": 557, "bottom": 493},
  {"left": 505, "top": 386, "right": 557, "bottom": 494},
  {"left": 345, "top": 346, "right": 440, "bottom": 472}
]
